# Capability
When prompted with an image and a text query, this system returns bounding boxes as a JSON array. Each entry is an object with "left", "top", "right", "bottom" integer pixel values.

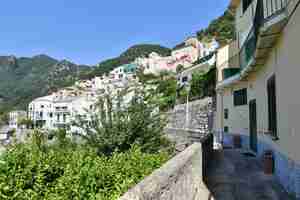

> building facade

[
  {"left": 135, "top": 37, "right": 218, "bottom": 75},
  {"left": 8, "top": 110, "right": 27, "bottom": 130},
  {"left": 216, "top": 0, "right": 300, "bottom": 197}
]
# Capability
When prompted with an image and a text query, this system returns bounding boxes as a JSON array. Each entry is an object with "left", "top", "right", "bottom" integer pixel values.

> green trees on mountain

[
  {"left": 0, "top": 55, "right": 89, "bottom": 113},
  {"left": 197, "top": 8, "right": 236, "bottom": 46}
]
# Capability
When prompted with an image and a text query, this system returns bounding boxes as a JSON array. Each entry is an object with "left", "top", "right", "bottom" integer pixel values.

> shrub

[
  {"left": 73, "top": 86, "right": 172, "bottom": 156},
  {"left": 0, "top": 140, "right": 170, "bottom": 200}
]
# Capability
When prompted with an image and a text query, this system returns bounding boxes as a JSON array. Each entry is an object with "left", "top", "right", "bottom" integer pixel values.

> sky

[{"left": 0, "top": 0, "right": 230, "bottom": 65}]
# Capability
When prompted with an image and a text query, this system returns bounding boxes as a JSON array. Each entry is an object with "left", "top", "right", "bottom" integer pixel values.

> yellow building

[{"left": 216, "top": 0, "right": 300, "bottom": 197}]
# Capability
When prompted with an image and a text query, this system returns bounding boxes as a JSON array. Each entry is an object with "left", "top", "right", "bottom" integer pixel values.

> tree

[
  {"left": 176, "top": 64, "right": 184, "bottom": 74},
  {"left": 189, "top": 67, "right": 217, "bottom": 100},
  {"left": 0, "top": 113, "right": 9, "bottom": 126},
  {"left": 73, "top": 86, "right": 170, "bottom": 156},
  {"left": 156, "top": 77, "right": 177, "bottom": 111},
  {"left": 18, "top": 117, "right": 33, "bottom": 129}
]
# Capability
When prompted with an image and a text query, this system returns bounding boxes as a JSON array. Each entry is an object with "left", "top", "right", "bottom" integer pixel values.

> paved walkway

[{"left": 206, "top": 149, "right": 294, "bottom": 200}]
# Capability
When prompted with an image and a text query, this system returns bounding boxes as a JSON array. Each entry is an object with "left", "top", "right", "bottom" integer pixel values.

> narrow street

[{"left": 206, "top": 149, "right": 295, "bottom": 200}]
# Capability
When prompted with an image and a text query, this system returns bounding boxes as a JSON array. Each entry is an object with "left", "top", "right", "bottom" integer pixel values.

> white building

[
  {"left": 28, "top": 91, "right": 98, "bottom": 131},
  {"left": 9, "top": 110, "right": 27, "bottom": 130},
  {"left": 28, "top": 95, "right": 55, "bottom": 129}
]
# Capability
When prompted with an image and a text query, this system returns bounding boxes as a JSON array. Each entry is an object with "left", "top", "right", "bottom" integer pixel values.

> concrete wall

[{"left": 119, "top": 134, "right": 213, "bottom": 200}]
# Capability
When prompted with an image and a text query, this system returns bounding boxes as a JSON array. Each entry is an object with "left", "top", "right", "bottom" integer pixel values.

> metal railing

[
  {"left": 264, "top": 0, "right": 288, "bottom": 20},
  {"left": 239, "top": 0, "right": 290, "bottom": 70}
]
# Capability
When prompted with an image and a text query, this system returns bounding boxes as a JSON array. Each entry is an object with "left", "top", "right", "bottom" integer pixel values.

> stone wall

[
  {"left": 166, "top": 98, "right": 212, "bottom": 133},
  {"left": 119, "top": 134, "right": 214, "bottom": 200},
  {"left": 164, "top": 97, "right": 214, "bottom": 152},
  {"left": 164, "top": 128, "right": 208, "bottom": 152}
]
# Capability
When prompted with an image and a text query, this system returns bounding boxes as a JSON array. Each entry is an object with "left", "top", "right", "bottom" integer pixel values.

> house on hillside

[
  {"left": 135, "top": 37, "right": 219, "bottom": 75},
  {"left": 28, "top": 92, "right": 97, "bottom": 130},
  {"left": 177, "top": 50, "right": 217, "bottom": 87},
  {"left": 8, "top": 110, "right": 27, "bottom": 130},
  {"left": 28, "top": 95, "right": 55, "bottom": 129},
  {"left": 215, "top": 0, "right": 300, "bottom": 197}
]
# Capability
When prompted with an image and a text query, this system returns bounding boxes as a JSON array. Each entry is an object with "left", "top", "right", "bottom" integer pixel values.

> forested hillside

[
  {"left": 197, "top": 8, "right": 236, "bottom": 46},
  {"left": 0, "top": 55, "right": 90, "bottom": 113}
]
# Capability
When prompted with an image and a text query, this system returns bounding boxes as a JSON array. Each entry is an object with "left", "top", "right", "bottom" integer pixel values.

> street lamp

[{"left": 185, "top": 83, "right": 191, "bottom": 129}]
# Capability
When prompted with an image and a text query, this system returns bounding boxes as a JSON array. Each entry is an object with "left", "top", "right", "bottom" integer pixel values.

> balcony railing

[
  {"left": 217, "top": 0, "right": 292, "bottom": 86},
  {"left": 264, "top": 0, "right": 289, "bottom": 20},
  {"left": 239, "top": 0, "right": 290, "bottom": 70}
]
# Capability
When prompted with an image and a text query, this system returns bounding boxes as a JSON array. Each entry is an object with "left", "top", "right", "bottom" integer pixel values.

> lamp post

[{"left": 185, "top": 83, "right": 191, "bottom": 129}]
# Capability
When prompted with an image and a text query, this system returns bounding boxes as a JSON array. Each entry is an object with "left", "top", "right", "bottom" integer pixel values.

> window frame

[
  {"left": 224, "top": 108, "right": 229, "bottom": 119},
  {"left": 233, "top": 88, "right": 248, "bottom": 106}
]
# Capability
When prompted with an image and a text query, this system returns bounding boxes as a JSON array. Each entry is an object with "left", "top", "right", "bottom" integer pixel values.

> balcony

[
  {"left": 239, "top": 0, "right": 293, "bottom": 75},
  {"left": 218, "top": 0, "right": 295, "bottom": 89},
  {"left": 54, "top": 107, "right": 70, "bottom": 113}
]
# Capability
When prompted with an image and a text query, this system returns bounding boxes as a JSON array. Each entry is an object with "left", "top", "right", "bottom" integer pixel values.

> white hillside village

[{"left": 5, "top": 37, "right": 218, "bottom": 139}]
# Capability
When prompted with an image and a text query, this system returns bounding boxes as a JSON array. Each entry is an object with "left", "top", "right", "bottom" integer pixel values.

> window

[
  {"left": 234, "top": 88, "right": 247, "bottom": 106},
  {"left": 224, "top": 126, "right": 229, "bottom": 133},
  {"left": 182, "top": 76, "right": 188, "bottom": 83},
  {"left": 49, "top": 113, "right": 53, "bottom": 118},
  {"left": 267, "top": 75, "right": 278, "bottom": 139},
  {"left": 243, "top": 0, "right": 253, "bottom": 13},
  {"left": 224, "top": 109, "right": 229, "bottom": 119},
  {"left": 63, "top": 114, "right": 67, "bottom": 122},
  {"left": 41, "top": 105, "right": 44, "bottom": 108}
]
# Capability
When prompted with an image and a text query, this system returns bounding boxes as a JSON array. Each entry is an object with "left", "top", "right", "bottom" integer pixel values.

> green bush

[
  {"left": 74, "top": 86, "right": 172, "bottom": 156},
  {"left": 0, "top": 139, "right": 170, "bottom": 200}
]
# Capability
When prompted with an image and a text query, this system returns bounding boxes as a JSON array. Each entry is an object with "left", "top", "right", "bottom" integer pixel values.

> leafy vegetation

[
  {"left": 74, "top": 86, "right": 172, "bottom": 155},
  {"left": 196, "top": 8, "right": 236, "bottom": 46},
  {"left": 0, "top": 131, "right": 169, "bottom": 200},
  {"left": 0, "top": 86, "right": 173, "bottom": 199},
  {"left": 155, "top": 77, "right": 177, "bottom": 111},
  {"left": 189, "top": 67, "right": 216, "bottom": 100}
]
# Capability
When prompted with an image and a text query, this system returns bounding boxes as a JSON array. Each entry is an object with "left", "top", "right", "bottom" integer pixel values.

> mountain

[
  {"left": 196, "top": 7, "right": 236, "bottom": 46},
  {"left": 0, "top": 55, "right": 90, "bottom": 113},
  {"left": 89, "top": 44, "right": 171, "bottom": 78}
]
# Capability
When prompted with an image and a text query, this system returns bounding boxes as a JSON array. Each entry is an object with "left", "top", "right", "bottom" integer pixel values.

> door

[
  {"left": 249, "top": 99, "right": 257, "bottom": 152},
  {"left": 267, "top": 75, "right": 277, "bottom": 138}
]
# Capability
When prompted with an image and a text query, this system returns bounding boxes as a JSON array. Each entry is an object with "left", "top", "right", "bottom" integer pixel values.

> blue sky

[{"left": 0, "top": 0, "right": 230, "bottom": 65}]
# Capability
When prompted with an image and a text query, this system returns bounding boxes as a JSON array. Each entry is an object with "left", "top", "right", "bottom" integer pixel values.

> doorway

[{"left": 249, "top": 99, "right": 257, "bottom": 152}]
